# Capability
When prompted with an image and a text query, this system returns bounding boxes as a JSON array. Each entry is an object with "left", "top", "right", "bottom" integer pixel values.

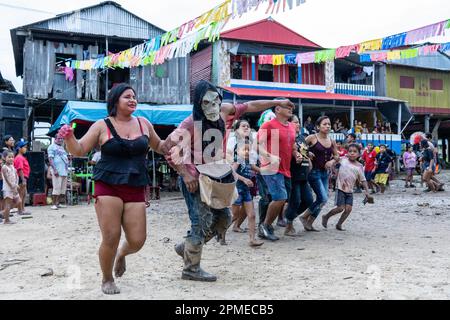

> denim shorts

[
  {"left": 234, "top": 184, "right": 253, "bottom": 205},
  {"left": 335, "top": 189, "right": 353, "bottom": 206},
  {"left": 262, "top": 173, "right": 291, "bottom": 201}
]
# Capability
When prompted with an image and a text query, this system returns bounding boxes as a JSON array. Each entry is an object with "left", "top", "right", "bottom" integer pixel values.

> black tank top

[
  {"left": 310, "top": 135, "right": 334, "bottom": 170},
  {"left": 93, "top": 118, "right": 150, "bottom": 187}
]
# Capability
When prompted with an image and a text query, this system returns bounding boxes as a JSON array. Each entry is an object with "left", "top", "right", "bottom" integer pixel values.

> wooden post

[
  {"left": 351, "top": 102, "right": 355, "bottom": 128},
  {"left": 425, "top": 115, "right": 430, "bottom": 133},
  {"left": 105, "top": 37, "right": 109, "bottom": 101}
]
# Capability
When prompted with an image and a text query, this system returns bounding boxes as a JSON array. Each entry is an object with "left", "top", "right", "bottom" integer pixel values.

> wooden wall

[
  {"left": 23, "top": 38, "right": 189, "bottom": 104},
  {"left": 385, "top": 65, "right": 450, "bottom": 114}
]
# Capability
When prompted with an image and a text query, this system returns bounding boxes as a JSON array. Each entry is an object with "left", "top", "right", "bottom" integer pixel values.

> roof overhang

[{"left": 222, "top": 87, "right": 371, "bottom": 101}]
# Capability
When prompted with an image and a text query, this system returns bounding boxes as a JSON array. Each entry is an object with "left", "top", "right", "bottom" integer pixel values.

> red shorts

[{"left": 94, "top": 181, "right": 146, "bottom": 203}]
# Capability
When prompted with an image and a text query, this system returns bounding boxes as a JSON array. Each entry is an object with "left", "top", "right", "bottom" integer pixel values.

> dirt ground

[{"left": 1, "top": 172, "right": 449, "bottom": 300}]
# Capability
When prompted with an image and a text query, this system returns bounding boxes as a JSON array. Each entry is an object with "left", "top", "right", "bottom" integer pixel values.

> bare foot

[
  {"left": 336, "top": 225, "right": 346, "bottom": 231},
  {"left": 102, "top": 280, "right": 120, "bottom": 295},
  {"left": 284, "top": 225, "right": 297, "bottom": 237},
  {"left": 114, "top": 256, "right": 126, "bottom": 278},
  {"left": 232, "top": 227, "right": 246, "bottom": 233},
  {"left": 322, "top": 215, "right": 329, "bottom": 229},
  {"left": 249, "top": 239, "right": 264, "bottom": 247},
  {"left": 3, "top": 221, "right": 16, "bottom": 225},
  {"left": 299, "top": 216, "right": 308, "bottom": 230},
  {"left": 305, "top": 225, "right": 320, "bottom": 232}
]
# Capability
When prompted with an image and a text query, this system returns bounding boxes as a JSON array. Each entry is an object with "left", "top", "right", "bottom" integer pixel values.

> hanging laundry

[
  {"left": 358, "top": 39, "right": 382, "bottom": 53},
  {"left": 284, "top": 53, "right": 297, "bottom": 64},
  {"left": 258, "top": 55, "right": 273, "bottom": 64},
  {"left": 381, "top": 32, "right": 406, "bottom": 50},
  {"left": 272, "top": 54, "right": 285, "bottom": 65},
  {"left": 64, "top": 67, "right": 74, "bottom": 82},
  {"left": 387, "top": 50, "right": 401, "bottom": 60},
  {"left": 363, "top": 66, "right": 374, "bottom": 76},
  {"left": 296, "top": 52, "right": 315, "bottom": 64},
  {"left": 314, "top": 49, "right": 335, "bottom": 63},
  {"left": 405, "top": 20, "right": 446, "bottom": 45},
  {"left": 370, "top": 52, "right": 388, "bottom": 62}
]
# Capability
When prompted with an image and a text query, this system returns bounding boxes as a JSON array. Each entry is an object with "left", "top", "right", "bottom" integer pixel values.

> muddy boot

[
  {"left": 182, "top": 242, "right": 217, "bottom": 282},
  {"left": 174, "top": 241, "right": 185, "bottom": 259}
]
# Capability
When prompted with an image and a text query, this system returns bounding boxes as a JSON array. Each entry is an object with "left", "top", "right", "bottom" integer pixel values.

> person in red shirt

[
  {"left": 14, "top": 140, "right": 31, "bottom": 216},
  {"left": 336, "top": 141, "right": 348, "bottom": 157},
  {"left": 257, "top": 101, "right": 301, "bottom": 241},
  {"left": 361, "top": 142, "right": 378, "bottom": 193}
]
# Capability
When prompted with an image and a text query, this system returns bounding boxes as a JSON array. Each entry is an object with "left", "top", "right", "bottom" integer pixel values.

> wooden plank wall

[
  {"left": 23, "top": 39, "right": 190, "bottom": 104},
  {"left": 130, "top": 57, "right": 190, "bottom": 104}
]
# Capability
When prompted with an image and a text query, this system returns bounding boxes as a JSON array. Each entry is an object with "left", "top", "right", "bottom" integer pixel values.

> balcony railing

[{"left": 334, "top": 83, "right": 375, "bottom": 96}]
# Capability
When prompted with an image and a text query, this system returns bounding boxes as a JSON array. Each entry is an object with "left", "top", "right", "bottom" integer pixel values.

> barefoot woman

[
  {"left": 60, "top": 83, "right": 167, "bottom": 294},
  {"left": 299, "top": 116, "right": 339, "bottom": 231}
]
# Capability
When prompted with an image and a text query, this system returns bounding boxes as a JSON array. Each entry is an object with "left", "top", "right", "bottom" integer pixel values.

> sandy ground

[{"left": 1, "top": 172, "right": 449, "bottom": 300}]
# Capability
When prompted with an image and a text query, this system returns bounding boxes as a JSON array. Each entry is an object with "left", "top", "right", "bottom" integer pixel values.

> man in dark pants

[{"left": 164, "top": 81, "right": 295, "bottom": 281}]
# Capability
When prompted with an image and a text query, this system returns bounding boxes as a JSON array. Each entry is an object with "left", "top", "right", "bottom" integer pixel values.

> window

[
  {"left": 400, "top": 76, "right": 415, "bottom": 89},
  {"left": 231, "top": 61, "right": 242, "bottom": 79},
  {"left": 55, "top": 53, "right": 76, "bottom": 73},
  {"left": 258, "top": 64, "right": 273, "bottom": 82},
  {"left": 288, "top": 66, "right": 298, "bottom": 84},
  {"left": 430, "top": 78, "right": 443, "bottom": 90}
]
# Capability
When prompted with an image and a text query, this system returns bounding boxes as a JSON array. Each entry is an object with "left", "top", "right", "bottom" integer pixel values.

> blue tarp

[{"left": 48, "top": 101, "right": 193, "bottom": 136}]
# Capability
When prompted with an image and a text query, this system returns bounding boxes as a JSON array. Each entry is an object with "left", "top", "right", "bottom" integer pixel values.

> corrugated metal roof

[
  {"left": 221, "top": 18, "right": 321, "bottom": 48},
  {"left": 21, "top": 1, "right": 164, "bottom": 40},
  {"left": 384, "top": 52, "right": 450, "bottom": 71}
]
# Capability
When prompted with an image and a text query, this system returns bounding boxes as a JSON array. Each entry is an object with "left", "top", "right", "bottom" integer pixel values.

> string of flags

[
  {"left": 64, "top": 0, "right": 308, "bottom": 71},
  {"left": 256, "top": 19, "right": 450, "bottom": 66},
  {"left": 257, "top": 42, "right": 450, "bottom": 66}
]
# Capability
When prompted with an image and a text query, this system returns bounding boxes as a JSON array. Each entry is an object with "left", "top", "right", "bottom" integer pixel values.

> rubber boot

[
  {"left": 182, "top": 242, "right": 217, "bottom": 282},
  {"left": 174, "top": 241, "right": 184, "bottom": 259}
]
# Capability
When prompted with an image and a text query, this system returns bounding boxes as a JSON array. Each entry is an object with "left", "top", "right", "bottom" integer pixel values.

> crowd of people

[
  {"left": 4, "top": 81, "right": 445, "bottom": 295},
  {"left": 304, "top": 116, "right": 393, "bottom": 135}
]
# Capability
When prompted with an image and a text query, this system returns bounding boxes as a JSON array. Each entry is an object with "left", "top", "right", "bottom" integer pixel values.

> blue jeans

[
  {"left": 262, "top": 173, "right": 290, "bottom": 201},
  {"left": 285, "top": 180, "right": 314, "bottom": 223},
  {"left": 308, "top": 169, "right": 329, "bottom": 218},
  {"left": 179, "top": 176, "right": 231, "bottom": 246}
]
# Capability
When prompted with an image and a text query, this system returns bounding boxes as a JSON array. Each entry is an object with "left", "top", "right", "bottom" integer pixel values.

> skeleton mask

[{"left": 201, "top": 91, "right": 221, "bottom": 122}]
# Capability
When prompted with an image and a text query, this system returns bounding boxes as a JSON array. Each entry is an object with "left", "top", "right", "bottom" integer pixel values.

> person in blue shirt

[{"left": 47, "top": 134, "right": 69, "bottom": 210}]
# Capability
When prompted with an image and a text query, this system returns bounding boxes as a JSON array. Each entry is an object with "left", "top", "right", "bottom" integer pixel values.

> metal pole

[
  {"left": 397, "top": 103, "right": 402, "bottom": 135},
  {"left": 400, "top": 116, "right": 414, "bottom": 135},
  {"left": 350, "top": 101, "right": 355, "bottom": 130},
  {"left": 298, "top": 98, "right": 303, "bottom": 126},
  {"left": 424, "top": 115, "right": 430, "bottom": 133},
  {"left": 105, "top": 37, "right": 109, "bottom": 100}
]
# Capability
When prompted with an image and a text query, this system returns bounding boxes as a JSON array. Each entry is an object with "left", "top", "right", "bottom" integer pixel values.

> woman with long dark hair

[
  {"left": 2, "top": 135, "right": 15, "bottom": 152},
  {"left": 59, "top": 83, "right": 167, "bottom": 295},
  {"left": 299, "top": 116, "right": 339, "bottom": 231}
]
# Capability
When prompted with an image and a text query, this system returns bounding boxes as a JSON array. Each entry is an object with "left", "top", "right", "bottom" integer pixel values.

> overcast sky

[{"left": 1, "top": 0, "right": 450, "bottom": 93}]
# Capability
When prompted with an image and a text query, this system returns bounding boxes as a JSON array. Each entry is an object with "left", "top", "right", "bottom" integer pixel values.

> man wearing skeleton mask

[{"left": 164, "top": 80, "right": 295, "bottom": 282}]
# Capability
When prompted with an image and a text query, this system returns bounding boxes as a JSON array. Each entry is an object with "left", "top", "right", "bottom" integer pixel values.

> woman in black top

[
  {"left": 420, "top": 139, "right": 439, "bottom": 192},
  {"left": 60, "top": 84, "right": 167, "bottom": 295}
]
